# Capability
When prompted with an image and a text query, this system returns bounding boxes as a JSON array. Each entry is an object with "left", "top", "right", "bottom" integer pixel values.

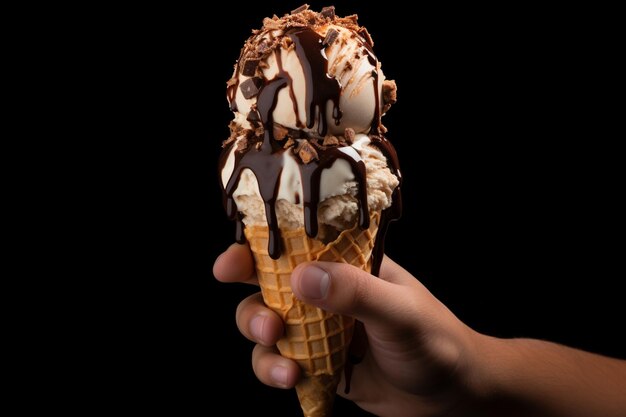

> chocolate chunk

[
  {"left": 344, "top": 128, "right": 356, "bottom": 143},
  {"left": 298, "top": 140, "right": 319, "bottom": 164},
  {"left": 240, "top": 77, "right": 263, "bottom": 99},
  {"left": 382, "top": 79, "right": 397, "bottom": 113},
  {"left": 358, "top": 27, "right": 374, "bottom": 47},
  {"left": 323, "top": 28, "right": 338, "bottom": 46},
  {"left": 241, "top": 58, "right": 260, "bottom": 76},
  {"left": 320, "top": 6, "right": 335, "bottom": 19},
  {"left": 246, "top": 108, "right": 260, "bottom": 122},
  {"left": 291, "top": 4, "right": 309, "bottom": 14},
  {"left": 273, "top": 124, "right": 288, "bottom": 140},
  {"left": 281, "top": 36, "right": 294, "bottom": 51},
  {"left": 323, "top": 135, "right": 339, "bottom": 146},
  {"left": 284, "top": 138, "right": 295, "bottom": 149},
  {"left": 257, "top": 40, "right": 270, "bottom": 54},
  {"left": 262, "top": 17, "right": 281, "bottom": 30}
]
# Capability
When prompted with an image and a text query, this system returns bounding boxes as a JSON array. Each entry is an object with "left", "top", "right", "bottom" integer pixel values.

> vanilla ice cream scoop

[
  {"left": 230, "top": 24, "right": 385, "bottom": 136},
  {"left": 220, "top": 5, "right": 400, "bottom": 260}
]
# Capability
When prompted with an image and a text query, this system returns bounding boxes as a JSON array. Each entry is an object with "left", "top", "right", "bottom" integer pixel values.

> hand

[
  {"left": 214, "top": 243, "right": 626, "bottom": 417},
  {"left": 213, "top": 243, "right": 478, "bottom": 417}
]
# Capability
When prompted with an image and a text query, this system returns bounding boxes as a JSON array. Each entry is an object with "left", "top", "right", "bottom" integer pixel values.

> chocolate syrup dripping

[
  {"left": 289, "top": 28, "right": 343, "bottom": 136},
  {"left": 370, "top": 70, "right": 381, "bottom": 135},
  {"left": 357, "top": 38, "right": 402, "bottom": 276},
  {"left": 369, "top": 135, "right": 402, "bottom": 277},
  {"left": 223, "top": 69, "right": 290, "bottom": 258},
  {"left": 299, "top": 149, "right": 369, "bottom": 238}
]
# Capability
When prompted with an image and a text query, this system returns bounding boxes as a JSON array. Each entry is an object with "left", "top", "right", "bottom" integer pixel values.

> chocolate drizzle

[
  {"left": 368, "top": 135, "right": 402, "bottom": 276},
  {"left": 224, "top": 65, "right": 291, "bottom": 258},
  {"left": 289, "top": 28, "right": 343, "bottom": 135},
  {"left": 299, "top": 148, "right": 369, "bottom": 238}
]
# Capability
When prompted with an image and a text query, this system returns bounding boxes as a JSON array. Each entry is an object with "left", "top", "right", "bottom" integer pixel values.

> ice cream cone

[{"left": 244, "top": 211, "right": 380, "bottom": 417}]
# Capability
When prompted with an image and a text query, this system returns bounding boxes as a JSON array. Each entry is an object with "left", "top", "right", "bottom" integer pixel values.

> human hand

[{"left": 213, "top": 243, "right": 479, "bottom": 417}]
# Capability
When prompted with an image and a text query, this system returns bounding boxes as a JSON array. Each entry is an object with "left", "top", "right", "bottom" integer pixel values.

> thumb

[{"left": 291, "top": 261, "right": 408, "bottom": 329}]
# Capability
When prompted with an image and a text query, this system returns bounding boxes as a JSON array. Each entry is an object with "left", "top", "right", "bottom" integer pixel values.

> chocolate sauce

[
  {"left": 224, "top": 75, "right": 289, "bottom": 258},
  {"left": 368, "top": 135, "right": 402, "bottom": 276},
  {"left": 289, "top": 28, "right": 343, "bottom": 135},
  {"left": 299, "top": 148, "right": 369, "bottom": 238},
  {"left": 355, "top": 35, "right": 403, "bottom": 276}
]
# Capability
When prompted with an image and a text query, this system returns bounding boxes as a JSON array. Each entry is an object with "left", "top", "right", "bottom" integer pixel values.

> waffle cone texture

[{"left": 244, "top": 212, "right": 380, "bottom": 417}]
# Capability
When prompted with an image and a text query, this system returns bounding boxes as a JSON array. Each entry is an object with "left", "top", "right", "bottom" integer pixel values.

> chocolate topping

[
  {"left": 320, "top": 6, "right": 335, "bottom": 19},
  {"left": 241, "top": 58, "right": 261, "bottom": 76},
  {"left": 297, "top": 140, "right": 319, "bottom": 164},
  {"left": 289, "top": 28, "right": 342, "bottom": 136},
  {"left": 382, "top": 79, "right": 397, "bottom": 114},
  {"left": 246, "top": 109, "right": 260, "bottom": 122},
  {"left": 284, "top": 137, "right": 295, "bottom": 149},
  {"left": 273, "top": 124, "right": 289, "bottom": 140},
  {"left": 323, "top": 28, "right": 339, "bottom": 46},
  {"left": 291, "top": 4, "right": 309, "bottom": 14},
  {"left": 240, "top": 77, "right": 263, "bottom": 99},
  {"left": 357, "top": 27, "right": 374, "bottom": 47},
  {"left": 323, "top": 135, "right": 339, "bottom": 146}
]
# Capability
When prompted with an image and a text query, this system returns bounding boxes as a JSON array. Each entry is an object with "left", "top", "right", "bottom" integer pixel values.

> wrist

[{"left": 447, "top": 331, "right": 521, "bottom": 416}]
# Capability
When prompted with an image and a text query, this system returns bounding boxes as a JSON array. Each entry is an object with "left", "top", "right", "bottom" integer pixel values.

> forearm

[{"left": 464, "top": 336, "right": 626, "bottom": 417}]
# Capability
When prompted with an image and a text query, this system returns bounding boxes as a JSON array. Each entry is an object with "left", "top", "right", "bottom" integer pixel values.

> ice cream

[{"left": 219, "top": 5, "right": 401, "bottom": 417}]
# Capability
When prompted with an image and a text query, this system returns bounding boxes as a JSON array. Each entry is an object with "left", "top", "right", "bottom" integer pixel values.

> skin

[{"left": 214, "top": 243, "right": 626, "bottom": 417}]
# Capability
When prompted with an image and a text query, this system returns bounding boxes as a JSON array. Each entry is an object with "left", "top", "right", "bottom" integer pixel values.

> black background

[{"left": 96, "top": 1, "right": 624, "bottom": 415}]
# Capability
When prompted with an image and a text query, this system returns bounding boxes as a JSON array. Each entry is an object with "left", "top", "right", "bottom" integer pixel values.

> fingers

[
  {"left": 236, "top": 292, "right": 301, "bottom": 389},
  {"left": 291, "top": 260, "right": 421, "bottom": 330},
  {"left": 252, "top": 344, "right": 301, "bottom": 389},
  {"left": 213, "top": 242, "right": 258, "bottom": 285},
  {"left": 236, "top": 293, "right": 284, "bottom": 346}
]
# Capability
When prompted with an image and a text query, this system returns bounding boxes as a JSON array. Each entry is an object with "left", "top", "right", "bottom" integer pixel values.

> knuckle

[{"left": 235, "top": 292, "right": 262, "bottom": 335}]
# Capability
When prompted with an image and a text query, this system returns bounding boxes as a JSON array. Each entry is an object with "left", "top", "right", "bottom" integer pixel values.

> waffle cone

[{"left": 244, "top": 212, "right": 380, "bottom": 417}]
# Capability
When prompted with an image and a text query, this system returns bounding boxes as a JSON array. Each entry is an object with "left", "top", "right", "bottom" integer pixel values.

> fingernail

[
  {"left": 299, "top": 266, "right": 330, "bottom": 300},
  {"left": 250, "top": 315, "right": 266, "bottom": 344},
  {"left": 270, "top": 365, "right": 289, "bottom": 387}
]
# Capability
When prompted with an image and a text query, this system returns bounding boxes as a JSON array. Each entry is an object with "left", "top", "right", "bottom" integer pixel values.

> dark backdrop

[{"left": 113, "top": 1, "right": 624, "bottom": 415}]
